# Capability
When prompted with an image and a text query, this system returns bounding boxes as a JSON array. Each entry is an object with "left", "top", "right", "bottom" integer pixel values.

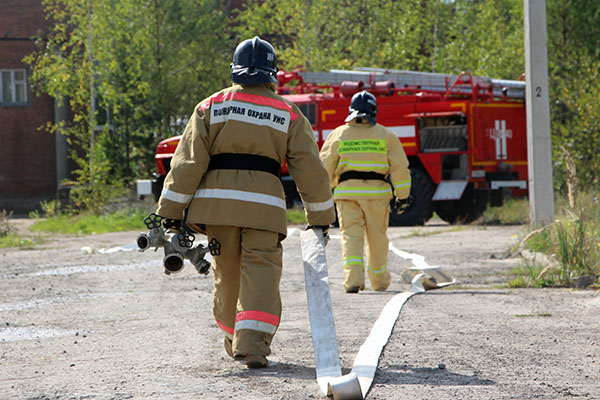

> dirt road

[{"left": 1, "top": 219, "right": 598, "bottom": 399}]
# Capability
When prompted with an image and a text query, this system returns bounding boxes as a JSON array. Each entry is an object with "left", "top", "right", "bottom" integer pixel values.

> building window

[{"left": 0, "top": 69, "right": 28, "bottom": 105}]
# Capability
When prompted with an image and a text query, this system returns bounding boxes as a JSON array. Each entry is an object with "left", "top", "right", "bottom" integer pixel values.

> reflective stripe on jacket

[
  {"left": 157, "top": 83, "right": 335, "bottom": 236},
  {"left": 319, "top": 120, "right": 411, "bottom": 201}
]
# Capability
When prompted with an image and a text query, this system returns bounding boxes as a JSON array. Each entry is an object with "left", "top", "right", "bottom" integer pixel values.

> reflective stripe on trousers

[
  {"left": 336, "top": 198, "right": 391, "bottom": 291},
  {"left": 207, "top": 225, "right": 282, "bottom": 357}
]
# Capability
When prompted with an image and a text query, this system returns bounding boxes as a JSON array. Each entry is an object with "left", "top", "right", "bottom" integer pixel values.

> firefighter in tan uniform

[
  {"left": 156, "top": 37, "right": 334, "bottom": 368},
  {"left": 320, "top": 91, "right": 410, "bottom": 293}
]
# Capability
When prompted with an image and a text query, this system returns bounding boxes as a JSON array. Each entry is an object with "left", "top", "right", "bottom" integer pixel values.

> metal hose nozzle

[
  {"left": 163, "top": 253, "right": 184, "bottom": 275},
  {"left": 136, "top": 233, "right": 151, "bottom": 251}
]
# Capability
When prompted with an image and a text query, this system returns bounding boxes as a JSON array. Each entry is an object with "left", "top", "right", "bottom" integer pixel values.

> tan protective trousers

[
  {"left": 206, "top": 225, "right": 282, "bottom": 357},
  {"left": 336, "top": 198, "right": 392, "bottom": 291}
]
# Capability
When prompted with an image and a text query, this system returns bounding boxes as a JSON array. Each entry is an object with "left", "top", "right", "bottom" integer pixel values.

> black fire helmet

[
  {"left": 231, "top": 36, "right": 278, "bottom": 85},
  {"left": 345, "top": 90, "right": 377, "bottom": 125}
]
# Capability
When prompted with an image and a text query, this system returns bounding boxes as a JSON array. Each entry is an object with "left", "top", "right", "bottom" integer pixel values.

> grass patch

[
  {"left": 29, "top": 207, "right": 310, "bottom": 234},
  {"left": 505, "top": 275, "right": 529, "bottom": 288},
  {"left": 0, "top": 235, "right": 39, "bottom": 249},
  {"left": 505, "top": 260, "right": 561, "bottom": 288},
  {"left": 526, "top": 228, "right": 553, "bottom": 253},
  {"left": 509, "top": 192, "right": 600, "bottom": 288},
  {"left": 30, "top": 208, "right": 149, "bottom": 234},
  {"left": 0, "top": 209, "right": 42, "bottom": 249},
  {"left": 480, "top": 197, "right": 530, "bottom": 225},
  {"left": 286, "top": 207, "right": 307, "bottom": 225}
]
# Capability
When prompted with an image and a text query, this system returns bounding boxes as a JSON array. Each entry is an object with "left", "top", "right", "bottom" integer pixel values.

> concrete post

[{"left": 524, "top": 0, "right": 554, "bottom": 226}]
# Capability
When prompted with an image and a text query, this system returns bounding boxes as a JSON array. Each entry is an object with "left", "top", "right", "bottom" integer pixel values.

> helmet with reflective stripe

[
  {"left": 231, "top": 36, "right": 278, "bottom": 85},
  {"left": 345, "top": 90, "right": 377, "bottom": 125}
]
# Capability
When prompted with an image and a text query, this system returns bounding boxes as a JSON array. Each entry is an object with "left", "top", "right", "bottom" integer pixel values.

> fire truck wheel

[
  {"left": 434, "top": 185, "right": 488, "bottom": 224},
  {"left": 389, "top": 167, "right": 434, "bottom": 226}
]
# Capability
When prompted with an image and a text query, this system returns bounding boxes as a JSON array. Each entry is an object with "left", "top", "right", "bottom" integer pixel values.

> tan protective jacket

[
  {"left": 156, "top": 83, "right": 335, "bottom": 236},
  {"left": 319, "top": 120, "right": 411, "bottom": 201}
]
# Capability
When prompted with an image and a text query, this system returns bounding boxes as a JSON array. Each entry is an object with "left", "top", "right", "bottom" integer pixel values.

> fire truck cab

[{"left": 151, "top": 68, "right": 528, "bottom": 226}]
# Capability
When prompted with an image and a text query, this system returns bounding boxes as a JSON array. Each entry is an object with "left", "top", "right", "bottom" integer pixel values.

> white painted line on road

[
  {"left": 19, "top": 260, "right": 159, "bottom": 277},
  {"left": 97, "top": 242, "right": 138, "bottom": 254},
  {"left": 81, "top": 242, "right": 139, "bottom": 254},
  {"left": 0, "top": 292, "right": 133, "bottom": 312},
  {"left": 0, "top": 326, "right": 77, "bottom": 342}
]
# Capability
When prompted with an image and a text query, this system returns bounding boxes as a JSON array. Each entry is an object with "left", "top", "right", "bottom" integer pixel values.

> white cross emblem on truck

[{"left": 487, "top": 120, "right": 513, "bottom": 160}]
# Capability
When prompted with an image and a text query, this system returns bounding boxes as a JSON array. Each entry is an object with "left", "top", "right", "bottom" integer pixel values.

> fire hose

[
  {"left": 136, "top": 213, "right": 220, "bottom": 275},
  {"left": 300, "top": 230, "right": 455, "bottom": 399}
]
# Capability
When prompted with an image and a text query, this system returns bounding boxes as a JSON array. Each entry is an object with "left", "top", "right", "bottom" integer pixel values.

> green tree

[
  {"left": 25, "top": 0, "right": 231, "bottom": 211},
  {"left": 26, "top": 0, "right": 600, "bottom": 210},
  {"left": 547, "top": 0, "right": 600, "bottom": 189},
  {"left": 235, "top": 0, "right": 448, "bottom": 72},
  {"left": 436, "top": 0, "right": 524, "bottom": 80},
  {"left": 236, "top": 0, "right": 600, "bottom": 192}
]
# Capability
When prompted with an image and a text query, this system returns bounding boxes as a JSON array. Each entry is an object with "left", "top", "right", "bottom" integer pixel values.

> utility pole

[{"left": 524, "top": 0, "right": 554, "bottom": 226}]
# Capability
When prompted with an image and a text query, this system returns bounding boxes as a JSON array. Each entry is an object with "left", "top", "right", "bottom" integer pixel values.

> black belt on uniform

[
  {"left": 207, "top": 153, "right": 281, "bottom": 178},
  {"left": 338, "top": 171, "right": 387, "bottom": 183}
]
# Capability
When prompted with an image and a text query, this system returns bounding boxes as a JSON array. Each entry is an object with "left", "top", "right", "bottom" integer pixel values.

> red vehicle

[{"left": 151, "top": 68, "right": 528, "bottom": 226}]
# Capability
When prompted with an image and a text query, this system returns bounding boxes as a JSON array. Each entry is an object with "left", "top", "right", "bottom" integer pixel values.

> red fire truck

[{"left": 150, "top": 68, "right": 528, "bottom": 226}]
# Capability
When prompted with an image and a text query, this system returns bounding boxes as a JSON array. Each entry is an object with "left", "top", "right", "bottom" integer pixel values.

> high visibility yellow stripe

[
  {"left": 334, "top": 187, "right": 392, "bottom": 197},
  {"left": 339, "top": 159, "right": 389, "bottom": 170},
  {"left": 344, "top": 257, "right": 363, "bottom": 264},
  {"left": 367, "top": 264, "right": 387, "bottom": 275},
  {"left": 393, "top": 180, "right": 411, "bottom": 189},
  {"left": 343, "top": 257, "right": 364, "bottom": 268}
]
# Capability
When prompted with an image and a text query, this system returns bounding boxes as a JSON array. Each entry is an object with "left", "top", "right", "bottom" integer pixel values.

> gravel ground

[{"left": 0, "top": 218, "right": 598, "bottom": 399}]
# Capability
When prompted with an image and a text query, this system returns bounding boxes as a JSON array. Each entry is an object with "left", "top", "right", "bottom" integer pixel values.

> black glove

[
  {"left": 306, "top": 225, "right": 330, "bottom": 245},
  {"left": 394, "top": 197, "right": 410, "bottom": 215},
  {"left": 163, "top": 218, "right": 182, "bottom": 231}
]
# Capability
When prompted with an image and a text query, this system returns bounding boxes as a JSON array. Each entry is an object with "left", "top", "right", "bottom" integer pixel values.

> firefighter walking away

[
  {"left": 155, "top": 37, "right": 334, "bottom": 368},
  {"left": 320, "top": 90, "right": 411, "bottom": 293}
]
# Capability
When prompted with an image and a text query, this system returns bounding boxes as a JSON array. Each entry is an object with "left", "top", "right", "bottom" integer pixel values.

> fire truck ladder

[{"left": 296, "top": 68, "right": 525, "bottom": 100}]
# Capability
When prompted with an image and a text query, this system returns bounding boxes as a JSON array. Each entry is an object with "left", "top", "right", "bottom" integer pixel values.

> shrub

[
  {"left": 519, "top": 192, "right": 600, "bottom": 287},
  {"left": 0, "top": 210, "right": 15, "bottom": 237}
]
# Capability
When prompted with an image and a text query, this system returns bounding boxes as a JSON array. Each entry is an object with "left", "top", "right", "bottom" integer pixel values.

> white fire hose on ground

[{"left": 300, "top": 229, "right": 455, "bottom": 400}]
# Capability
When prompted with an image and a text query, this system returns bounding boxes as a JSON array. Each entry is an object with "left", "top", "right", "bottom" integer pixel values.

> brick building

[
  {"left": 0, "top": 0, "right": 68, "bottom": 213},
  {"left": 1, "top": 1, "right": 250, "bottom": 213}
]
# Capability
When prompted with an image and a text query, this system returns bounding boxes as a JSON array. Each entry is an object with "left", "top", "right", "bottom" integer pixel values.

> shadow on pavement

[
  {"left": 377, "top": 363, "right": 495, "bottom": 386},
  {"left": 218, "top": 360, "right": 318, "bottom": 380}
]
